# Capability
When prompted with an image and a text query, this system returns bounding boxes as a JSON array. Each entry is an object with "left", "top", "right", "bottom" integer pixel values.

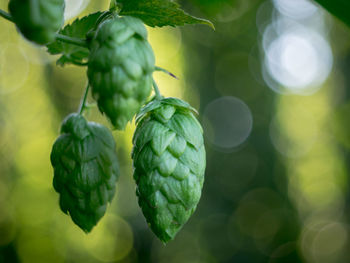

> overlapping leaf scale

[
  {"left": 87, "top": 15, "right": 155, "bottom": 130},
  {"left": 132, "top": 98, "right": 206, "bottom": 243},
  {"left": 51, "top": 114, "right": 119, "bottom": 232}
]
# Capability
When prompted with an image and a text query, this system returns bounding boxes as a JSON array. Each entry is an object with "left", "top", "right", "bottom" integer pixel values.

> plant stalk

[
  {"left": 152, "top": 78, "right": 162, "bottom": 100},
  {"left": 78, "top": 83, "right": 90, "bottom": 115},
  {"left": 56, "top": 34, "right": 88, "bottom": 48},
  {"left": 0, "top": 9, "right": 13, "bottom": 22}
]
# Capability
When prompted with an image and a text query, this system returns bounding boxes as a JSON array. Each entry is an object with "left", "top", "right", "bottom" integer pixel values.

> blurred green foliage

[
  {"left": 314, "top": 0, "right": 350, "bottom": 27},
  {"left": 1, "top": 0, "right": 350, "bottom": 263}
]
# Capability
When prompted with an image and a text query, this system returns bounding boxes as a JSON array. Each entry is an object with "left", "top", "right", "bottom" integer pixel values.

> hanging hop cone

[
  {"left": 50, "top": 113, "right": 119, "bottom": 232},
  {"left": 87, "top": 15, "right": 155, "bottom": 130},
  {"left": 132, "top": 98, "right": 206, "bottom": 243},
  {"left": 8, "top": 0, "right": 65, "bottom": 45}
]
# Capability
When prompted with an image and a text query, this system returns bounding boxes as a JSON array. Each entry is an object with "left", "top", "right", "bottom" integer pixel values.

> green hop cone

[
  {"left": 8, "top": 0, "right": 65, "bottom": 45},
  {"left": 132, "top": 97, "right": 206, "bottom": 243},
  {"left": 50, "top": 113, "right": 119, "bottom": 232},
  {"left": 87, "top": 15, "right": 155, "bottom": 130}
]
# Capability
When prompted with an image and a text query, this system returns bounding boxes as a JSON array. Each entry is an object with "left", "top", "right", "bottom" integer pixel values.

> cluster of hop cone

[{"left": 7, "top": 0, "right": 206, "bottom": 243}]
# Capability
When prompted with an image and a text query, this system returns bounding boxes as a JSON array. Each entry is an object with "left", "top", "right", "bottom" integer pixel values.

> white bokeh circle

[{"left": 203, "top": 96, "right": 253, "bottom": 151}]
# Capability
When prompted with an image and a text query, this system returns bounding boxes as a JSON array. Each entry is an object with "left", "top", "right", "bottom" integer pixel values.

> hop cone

[
  {"left": 50, "top": 114, "right": 119, "bottom": 232},
  {"left": 9, "top": 0, "right": 65, "bottom": 45},
  {"left": 132, "top": 98, "right": 206, "bottom": 243},
  {"left": 87, "top": 15, "right": 155, "bottom": 130}
]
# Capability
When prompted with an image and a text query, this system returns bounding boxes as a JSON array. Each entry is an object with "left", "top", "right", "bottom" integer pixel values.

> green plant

[
  {"left": 132, "top": 97, "right": 206, "bottom": 243},
  {"left": 51, "top": 113, "right": 119, "bottom": 232},
  {"left": 87, "top": 15, "right": 155, "bottom": 130},
  {"left": 313, "top": 0, "right": 350, "bottom": 27},
  {"left": 0, "top": 0, "right": 213, "bottom": 243},
  {"left": 8, "top": 0, "right": 65, "bottom": 45}
]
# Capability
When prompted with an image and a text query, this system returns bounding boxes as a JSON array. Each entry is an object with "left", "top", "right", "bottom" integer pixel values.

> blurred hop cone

[
  {"left": 50, "top": 113, "right": 119, "bottom": 232},
  {"left": 9, "top": 0, "right": 65, "bottom": 45}
]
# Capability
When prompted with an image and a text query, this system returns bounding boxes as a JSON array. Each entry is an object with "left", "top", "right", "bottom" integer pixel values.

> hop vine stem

[
  {"left": 0, "top": 9, "right": 13, "bottom": 22},
  {"left": 0, "top": 9, "right": 88, "bottom": 48},
  {"left": 152, "top": 78, "right": 162, "bottom": 100},
  {"left": 78, "top": 83, "right": 90, "bottom": 115},
  {"left": 56, "top": 34, "right": 88, "bottom": 48}
]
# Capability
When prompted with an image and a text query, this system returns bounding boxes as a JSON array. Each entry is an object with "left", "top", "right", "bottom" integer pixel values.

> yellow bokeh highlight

[{"left": 273, "top": 84, "right": 348, "bottom": 261}]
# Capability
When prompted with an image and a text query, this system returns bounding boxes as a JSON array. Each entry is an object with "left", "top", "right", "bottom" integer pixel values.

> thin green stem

[
  {"left": 155, "top": 66, "right": 179, "bottom": 80},
  {"left": 0, "top": 9, "right": 13, "bottom": 22},
  {"left": 56, "top": 34, "right": 88, "bottom": 48},
  {"left": 70, "top": 59, "right": 89, "bottom": 66},
  {"left": 152, "top": 78, "right": 162, "bottom": 100},
  {"left": 78, "top": 83, "right": 90, "bottom": 115}
]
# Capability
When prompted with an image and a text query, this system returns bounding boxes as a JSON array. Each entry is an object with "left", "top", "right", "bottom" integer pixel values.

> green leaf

[
  {"left": 314, "top": 0, "right": 350, "bottom": 27},
  {"left": 116, "top": 0, "right": 214, "bottom": 29},
  {"left": 162, "top": 97, "right": 198, "bottom": 114},
  {"left": 135, "top": 99, "right": 162, "bottom": 123},
  {"left": 47, "top": 12, "right": 103, "bottom": 66}
]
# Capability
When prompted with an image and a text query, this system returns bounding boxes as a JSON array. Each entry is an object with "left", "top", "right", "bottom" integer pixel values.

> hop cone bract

[
  {"left": 9, "top": 0, "right": 65, "bottom": 45},
  {"left": 50, "top": 114, "right": 119, "bottom": 232},
  {"left": 132, "top": 98, "right": 206, "bottom": 243},
  {"left": 87, "top": 15, "right": 155, "bottom": 130}
]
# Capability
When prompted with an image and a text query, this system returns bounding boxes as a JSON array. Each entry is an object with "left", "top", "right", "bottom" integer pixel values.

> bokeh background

[{"left": 0, "top": 0, "right": 350, "bottom": 262}]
